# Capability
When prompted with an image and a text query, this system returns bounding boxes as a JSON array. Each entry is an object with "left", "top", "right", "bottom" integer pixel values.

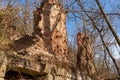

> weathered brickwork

[
  {"left": 33, "top": 0, "right": 68, "bottom": 62},
  {"left": 77, "top": 33, "right": 96, "bottom": 77}
]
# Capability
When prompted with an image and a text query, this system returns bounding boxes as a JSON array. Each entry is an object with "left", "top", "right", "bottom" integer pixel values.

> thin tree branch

[
  {"left": 95, "top": 0, "right": 120, "bottom": 47},
  {"left": 76, "top": 0, "right": 120, "bottom": 77}
]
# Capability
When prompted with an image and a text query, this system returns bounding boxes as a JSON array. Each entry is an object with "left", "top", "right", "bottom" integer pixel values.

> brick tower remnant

[
  {"left": 33, "top": 0, "right": 68, "bottom": 62},
  {"left": 77, "top": 32, "right": 96, "bottom": 77}
]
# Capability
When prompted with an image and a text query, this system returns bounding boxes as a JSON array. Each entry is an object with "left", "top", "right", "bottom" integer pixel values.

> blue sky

[
  {"left": 65, "top": 0, "right": 120, "bottom": 60},
  {"left": 20, "top": 0, "right": 25, "bottom": 4},
  {"left": 20, "top": 0, "right": 120, "bottom": 42}
]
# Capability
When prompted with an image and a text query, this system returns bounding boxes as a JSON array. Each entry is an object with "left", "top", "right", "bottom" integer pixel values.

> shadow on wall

[
  {"left": 12, "top": 35, "right": 35, "bottom": 51},
  {"left": 42, "top": 0, "right": 53, "bottom": 54}
]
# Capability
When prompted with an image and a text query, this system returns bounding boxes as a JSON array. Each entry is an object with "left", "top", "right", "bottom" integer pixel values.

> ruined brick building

[{"left": 0, "top": 0, "right": 97, "bottom": 80}]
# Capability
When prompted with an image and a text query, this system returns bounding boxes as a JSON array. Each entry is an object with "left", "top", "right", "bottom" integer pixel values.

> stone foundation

[{"left": 5, "top": 51, "right": 91, "bottom": 80}]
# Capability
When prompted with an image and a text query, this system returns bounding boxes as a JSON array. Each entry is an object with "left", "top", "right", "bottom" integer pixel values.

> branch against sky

[
  {"left": 95, "top": 0, "right": 120, "bottom": 47},
  {"left": 74, "top": 0, "right": 120, "bottom": 78}
]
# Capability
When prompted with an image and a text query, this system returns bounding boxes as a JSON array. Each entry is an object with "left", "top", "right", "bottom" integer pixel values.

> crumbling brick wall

[
  {"left": 77, "top": 32, "right": 96, "bottom": 77},
  {"left": 33, "top": 0, "right": 68, "bottom": 62},
  {"left": 3, "top": 0, "right": 94, "bottom": 79}
]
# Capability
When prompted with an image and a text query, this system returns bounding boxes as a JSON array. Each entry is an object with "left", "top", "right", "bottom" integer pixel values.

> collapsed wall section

[{"left": 5, "top": 52, "right": 91, "bottom": 80}]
